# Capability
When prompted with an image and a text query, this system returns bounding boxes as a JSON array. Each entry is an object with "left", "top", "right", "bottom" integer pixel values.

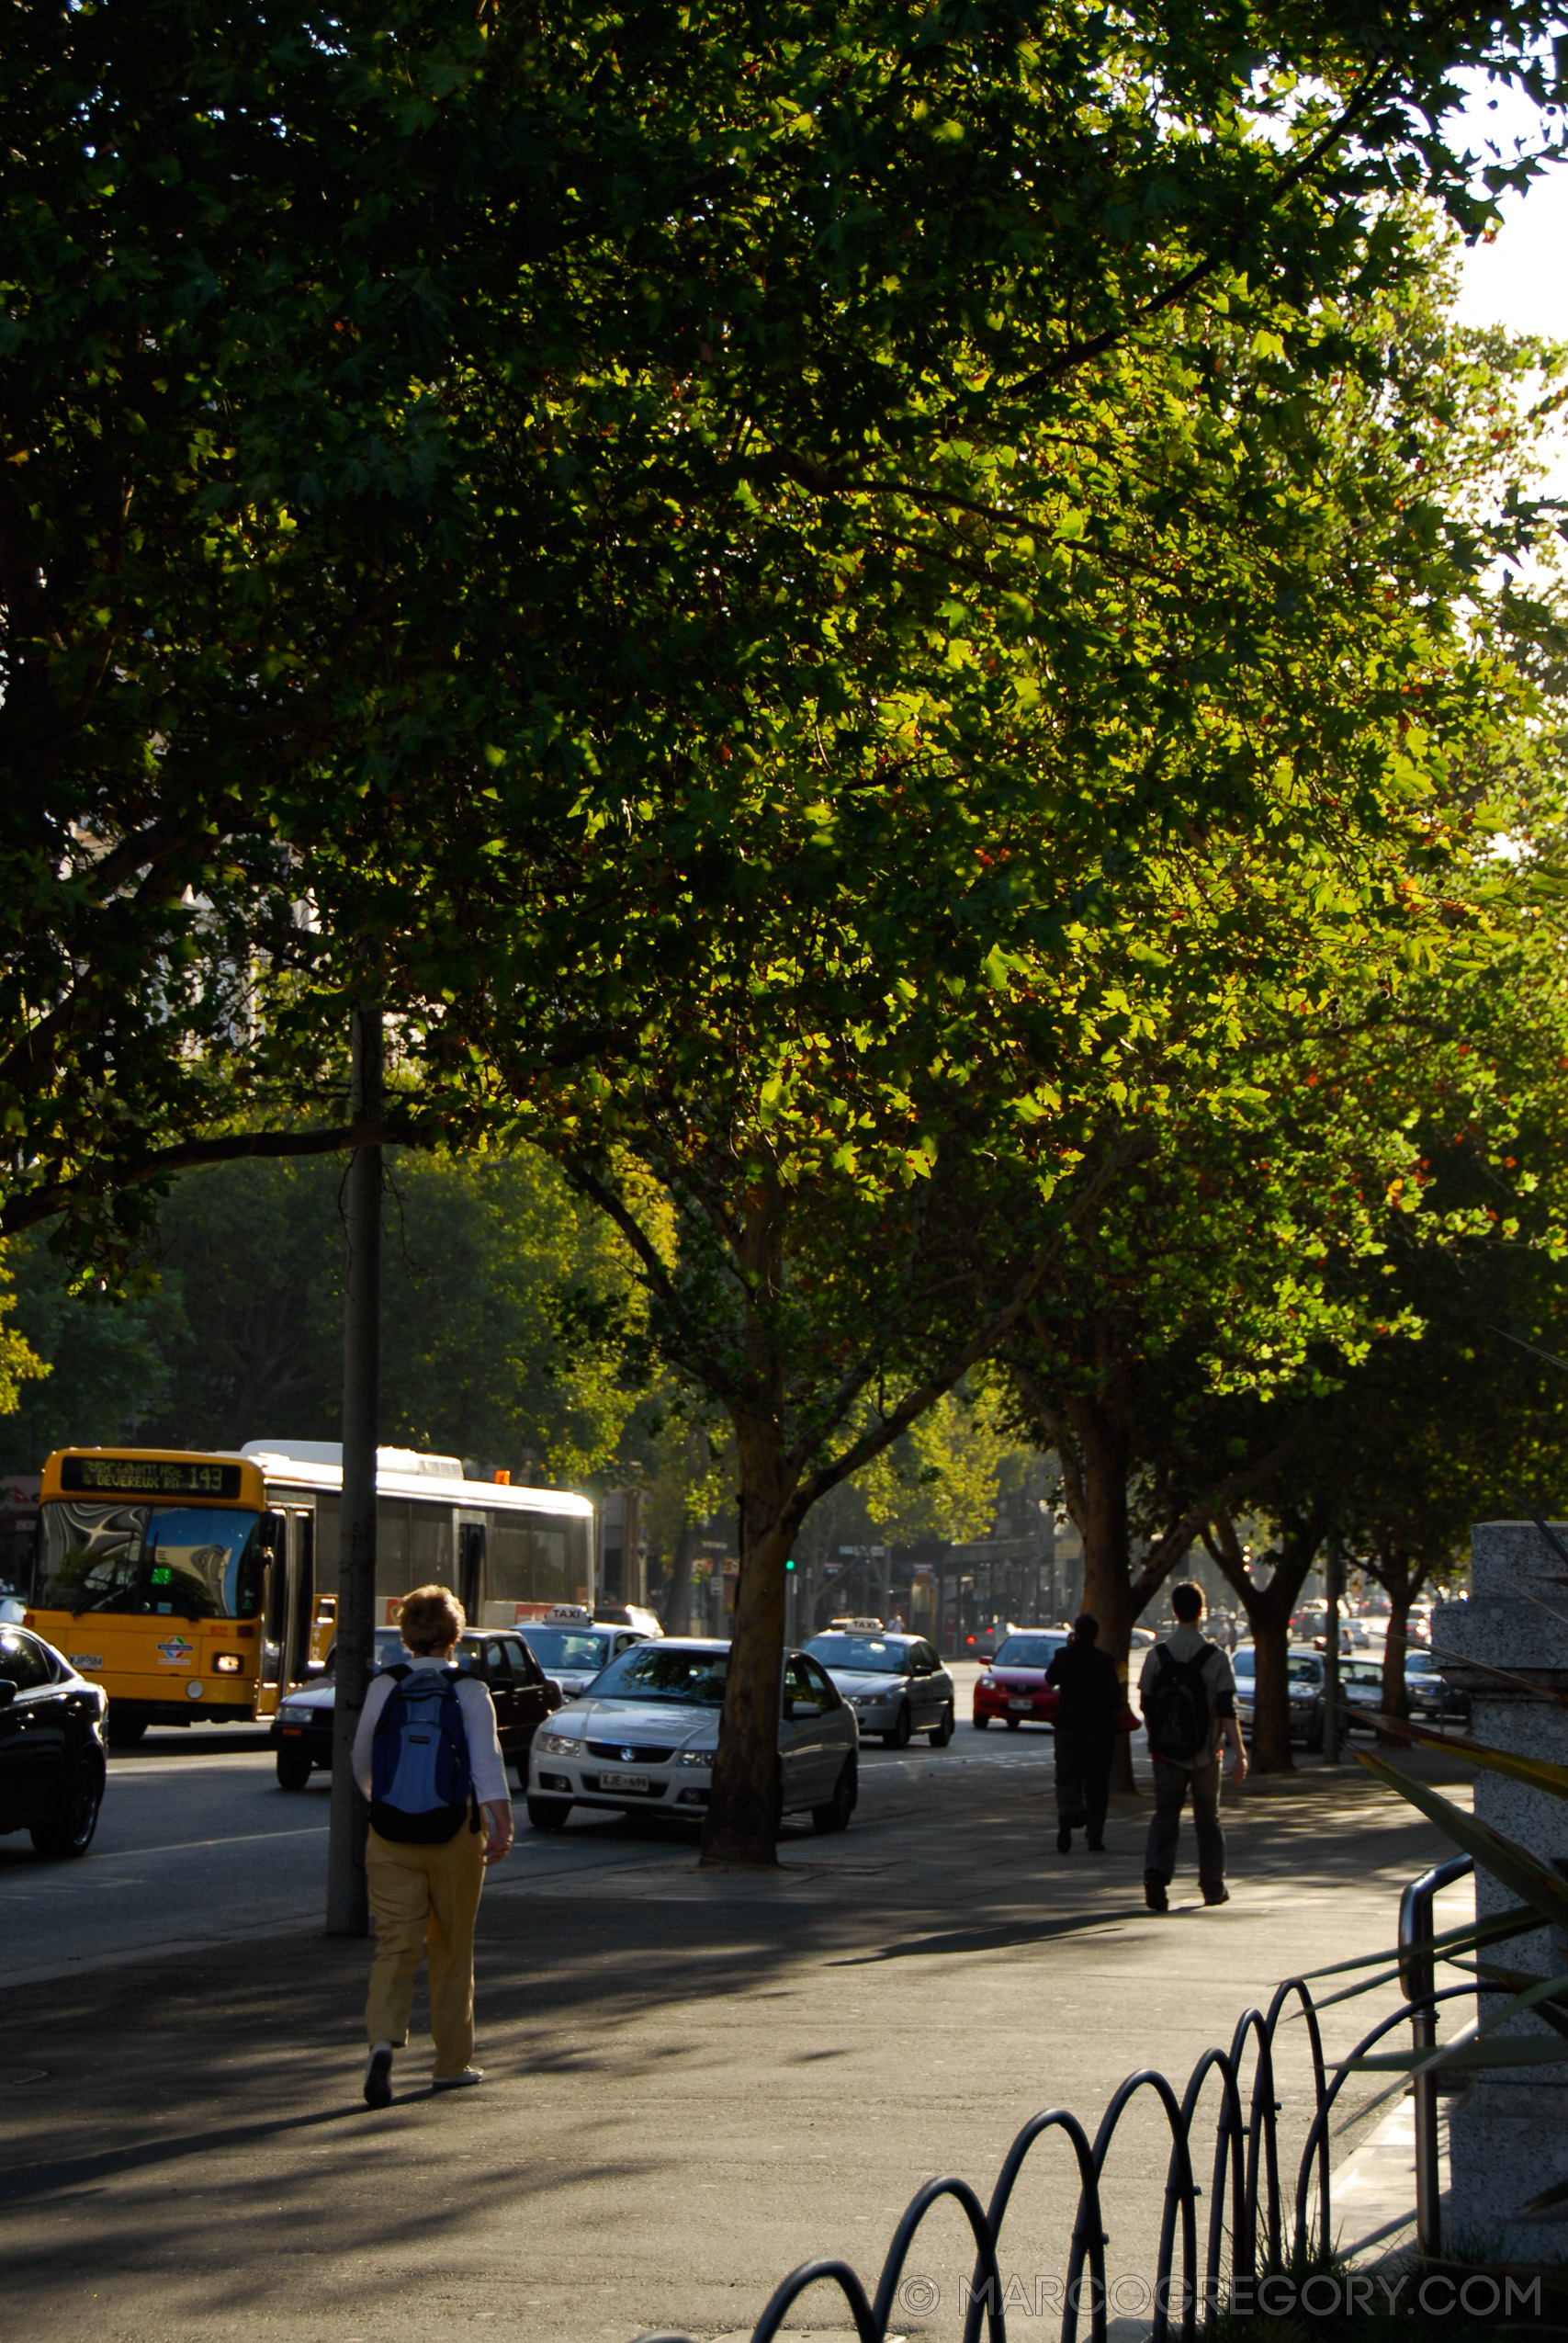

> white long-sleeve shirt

[{"left": 352, "top": 1649, "right": 511, "bottom": 1807}]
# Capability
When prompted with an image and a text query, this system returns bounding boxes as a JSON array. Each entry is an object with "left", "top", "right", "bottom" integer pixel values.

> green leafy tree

[
  {"left": 0, "top": 1248, "right": 47, "bottom": 1424},
  {"left": 9, "top": 1, "right": 1566, "bottom": 1876},
  {"left": 0, "top": 1149, "right": 643, "bottom": 1480},
  {"left": 857, "top": 1388, "right": 1021, "bottom": 1550}
]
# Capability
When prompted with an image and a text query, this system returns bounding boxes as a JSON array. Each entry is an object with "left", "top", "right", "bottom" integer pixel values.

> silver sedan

[
  {"left": 804, "top": 1629, "right": 955, "bottom": 1749},
  {"left": 526, "top": 1639, "right": 859, "bottom": 1835}
]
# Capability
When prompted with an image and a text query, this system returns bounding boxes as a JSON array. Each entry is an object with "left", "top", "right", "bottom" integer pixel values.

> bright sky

[
  {"left": 1450, "top": 74, "right": 1568, "bottom": 343},
  {"left": 1448, "top": 70, "right": 1568, "bottom": 508}
]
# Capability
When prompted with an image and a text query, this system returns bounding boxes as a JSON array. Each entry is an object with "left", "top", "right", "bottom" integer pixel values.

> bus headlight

[{"left": 213, "top": 1653, "right": 243, "bottom": 1674}]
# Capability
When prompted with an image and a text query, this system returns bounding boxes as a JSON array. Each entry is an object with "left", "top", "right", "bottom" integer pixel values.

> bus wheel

[
  {"left": 276, "top": 1749, "right": 312, "bottom": 1792},
  {"left": 107, "top": 1709, "right": 148, "bottom": 1749},
  {"left": 527, "top": 1796, "right": 571, "bottom": 1832}
]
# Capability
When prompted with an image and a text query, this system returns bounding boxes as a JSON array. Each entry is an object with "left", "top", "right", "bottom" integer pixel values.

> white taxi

[
  {"left": 526, "top": 1637, "right": 858, "bottom": 1836},
  {"left": 513, "top": 1602, "right": 655, "bottom": 1701}
]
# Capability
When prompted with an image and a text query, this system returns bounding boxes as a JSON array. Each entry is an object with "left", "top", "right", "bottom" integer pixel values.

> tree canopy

[{"left": 7, "top": 0, "right": 1564, "bottom": 1261}]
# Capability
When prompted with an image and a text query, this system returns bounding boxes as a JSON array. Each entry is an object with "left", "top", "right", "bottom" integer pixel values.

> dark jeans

[
  {"left": 1054, "top": 1726, "right": 1116, "bottom": 1843},
  {"left": 1145, "top": 1754, "right": 1225, "bottom": 1888}
]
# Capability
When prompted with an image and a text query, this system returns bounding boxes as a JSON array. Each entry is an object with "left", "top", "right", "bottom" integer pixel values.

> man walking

[
  {"left": 1139, "top": 1581, "right": 1247, "bottom": 1910},
  {"left": 1046, "top": 1613, "right": 1122, "bottom": 1853}
]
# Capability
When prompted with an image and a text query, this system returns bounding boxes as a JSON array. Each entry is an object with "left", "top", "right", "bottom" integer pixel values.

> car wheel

[
  {"left": 928, "top": 1705, "right": 954, "bottom": 1749},
  {"left": 972, "top": 1714, "right": 989, "bottom": 1730},
  {"left": 527, "top": 1795, "right": 571, "bottom": 1832},
  {"left": 106, "top": 1708, "right": 147, "bottom": 1749},
  {"left": 883, "top": 1701, "right": 912, "bottom": 1750},
  {"left": 276, "top": 1749, "right": 313, "bottom": 1792},
  {"left": 1005, "top": 1715, "right": 1022, "bottom": 1731},
  {"left": 812, "top": 1756, "right": 858, "bottom": 1834},
  {"left": 30, "top": 1752, "right": 104, "bottom": 1860}
]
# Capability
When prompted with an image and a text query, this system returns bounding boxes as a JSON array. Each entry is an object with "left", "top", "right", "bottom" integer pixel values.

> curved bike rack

[{"left": 634, "top": 1972, "right": 1447, "bottom": 2343}]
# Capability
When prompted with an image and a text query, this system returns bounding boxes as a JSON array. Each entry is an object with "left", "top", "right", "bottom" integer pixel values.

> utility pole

[
  {"left": 326, "top": 1002, "right": 382, "bottom": 1935},
  {"left": 1321, "top": 1536, "right": 1342, "bottom": 1769}
]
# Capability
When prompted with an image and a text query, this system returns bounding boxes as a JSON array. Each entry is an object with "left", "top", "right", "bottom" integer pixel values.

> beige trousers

[{"left": 365, "top": 1820, "right": 488, "bottom": 2077}]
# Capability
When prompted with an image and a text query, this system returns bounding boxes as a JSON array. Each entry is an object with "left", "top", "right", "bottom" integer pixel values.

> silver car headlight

[
  {"left": 536, "top": 1731, "right": 581, "bottom": 1757},
  {"left": 678, "top": 1749, "right": 715, "bottom": 1768},
  {"left": 277, "top": 1704, "right": 314, "bottom": 1726}
]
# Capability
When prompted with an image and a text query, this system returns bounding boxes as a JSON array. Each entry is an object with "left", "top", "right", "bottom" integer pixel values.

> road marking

[{"left": 90, "top": 1824, "right": 331, "bottom": 1859}]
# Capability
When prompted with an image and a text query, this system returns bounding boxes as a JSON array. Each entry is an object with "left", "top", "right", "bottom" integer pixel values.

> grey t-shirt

[{"left": 1138, "top": 1627, "right": 1236, "bottom": 1759}]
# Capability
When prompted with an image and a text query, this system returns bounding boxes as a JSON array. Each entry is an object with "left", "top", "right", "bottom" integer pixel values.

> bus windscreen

[{"left": 37, "top": 1500, "right": 264, "bottom": 1619}]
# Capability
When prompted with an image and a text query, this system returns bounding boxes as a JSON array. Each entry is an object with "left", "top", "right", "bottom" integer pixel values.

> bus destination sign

[{"left": 60, "top": 1455, "right": 243, "bottom": 1500}]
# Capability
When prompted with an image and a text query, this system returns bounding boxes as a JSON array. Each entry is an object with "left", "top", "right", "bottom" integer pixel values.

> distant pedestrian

[
  {"left": 353, "top": 1584, "right": 514, "bottom": 2106},
  {"left": 1046, "top": 1613, "right": 1122, "bottom": 1854},
  {"left": 1139, "top": 1582, "right": 1247, "bottom": 1911}
]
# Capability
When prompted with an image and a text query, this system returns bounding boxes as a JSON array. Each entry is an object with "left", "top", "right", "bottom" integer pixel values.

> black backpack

[{"left": 1145, "top": 1645, "right": 1212, "bottom": 1762}]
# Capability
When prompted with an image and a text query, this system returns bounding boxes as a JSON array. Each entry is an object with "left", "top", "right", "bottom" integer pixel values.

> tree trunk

[
  {"left": 1380, "top": 1586, "right": 1411, "bottom": 1732},
  {"left": 1062, "top": 1387, "right": 1137, "bottom": 1790},
  {"left": 1369, "top": 1540, "right": 1427, "bottom": 1741},
  {"left": 1248, "top": 1622, "right": 1294, "bottom": 1771},
  {"left": 701, "top": 1409, "right": 799, "bottom": 1867},
  {"left": 1206, "top": 1506, "right": 1327, "bottom": 1774},
  {"left": 660, "top": 1516, "right": 698, "bottom": 1636}
]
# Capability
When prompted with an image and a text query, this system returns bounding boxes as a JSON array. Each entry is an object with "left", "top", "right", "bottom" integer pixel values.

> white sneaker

[{"left": 432, "top": 2066, "right": 484, "bottom": 2090}]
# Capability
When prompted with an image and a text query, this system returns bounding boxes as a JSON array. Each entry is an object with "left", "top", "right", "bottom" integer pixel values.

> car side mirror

[
  {"left": 546, "top": 1680, "right": 564, "bottom": 1710},
  {"left": 0, "top": 1679, "right": 16, "bottom": 1708}
]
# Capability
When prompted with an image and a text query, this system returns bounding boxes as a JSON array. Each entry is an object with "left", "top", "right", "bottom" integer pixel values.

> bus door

[
  {"left": 457, "top": 1517, "right": 486, "bottom": 1628},
  {"left": 258, "top": 1510, "right": 316, "bottom": 1710},
  {"left": 284, "top": 1511, "right": 314, "bottom": 1689}
]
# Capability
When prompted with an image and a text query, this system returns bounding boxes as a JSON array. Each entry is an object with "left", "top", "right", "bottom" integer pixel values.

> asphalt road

[{"left": 0, "top": 1664, "right": 1088, "bottom": 1982}]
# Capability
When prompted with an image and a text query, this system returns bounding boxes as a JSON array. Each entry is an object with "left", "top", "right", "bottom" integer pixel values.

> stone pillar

[{"left": 1435, "top": 1522, "right": 1568, "bottom": 2258}]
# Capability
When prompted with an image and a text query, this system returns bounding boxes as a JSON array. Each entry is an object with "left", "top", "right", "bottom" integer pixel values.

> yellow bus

[{"left": 25, "top": 1442, "right": 597, "bottom": 1746}]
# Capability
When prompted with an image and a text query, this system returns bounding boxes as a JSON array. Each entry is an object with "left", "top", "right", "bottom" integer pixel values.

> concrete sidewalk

[{"left": 2, "top": 1747, "right": 1472, "bottom": 2343}]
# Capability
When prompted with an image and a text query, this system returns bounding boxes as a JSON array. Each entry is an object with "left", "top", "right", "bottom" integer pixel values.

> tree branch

[
  {"left": 789, "top": 1126, "right": 1153, "bottom": 1511},
  {"left": 0, "top": 1120, "right": 418, "bottom": 1237}
]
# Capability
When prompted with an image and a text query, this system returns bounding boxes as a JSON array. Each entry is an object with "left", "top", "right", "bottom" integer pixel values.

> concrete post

[{"left": 1434, "top": 1522, "right": 1568, "bottom": 2256}]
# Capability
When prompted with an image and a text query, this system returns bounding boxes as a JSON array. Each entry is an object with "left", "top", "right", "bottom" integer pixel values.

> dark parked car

[
  {"left": 270, "top": 1627, "right": 559, "bottom": 1790},
  {"left": 0, "top": 1624, "right": 107, "bottom": 1857}
]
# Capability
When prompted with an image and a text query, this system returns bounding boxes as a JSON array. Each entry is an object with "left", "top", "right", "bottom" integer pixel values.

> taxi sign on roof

[
  {"left": 829, "top": 1616, "right": 886, "bottom": 1632},
  {"left": 544, "top": 1603, "right": 592, "bottom": 1624}
]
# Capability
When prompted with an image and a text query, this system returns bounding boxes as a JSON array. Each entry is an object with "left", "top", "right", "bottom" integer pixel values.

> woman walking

[{"left": 352, "top": 1583, "right": 514, "bottom": 2105}]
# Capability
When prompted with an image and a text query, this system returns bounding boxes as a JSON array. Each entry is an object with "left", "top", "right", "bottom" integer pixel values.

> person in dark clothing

[{"left": 1045, "top": 1614, "right": 1123, "bottom": 1853}]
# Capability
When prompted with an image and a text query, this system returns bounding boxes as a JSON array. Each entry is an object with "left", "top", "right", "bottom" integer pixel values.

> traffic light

[{"left": 785, "top": 1556, "right": 796, "bottom": 1572}]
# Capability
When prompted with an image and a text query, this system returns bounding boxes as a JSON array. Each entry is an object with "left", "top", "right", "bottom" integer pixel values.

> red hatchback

[{"left": 972, "top": 1630, "right": 1069, "bottom": 1730}]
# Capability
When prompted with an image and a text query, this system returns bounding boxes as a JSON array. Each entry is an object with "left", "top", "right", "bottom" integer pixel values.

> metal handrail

[{"left": 1399, "top": 1852, "right": 1474, "bottom": 2256}]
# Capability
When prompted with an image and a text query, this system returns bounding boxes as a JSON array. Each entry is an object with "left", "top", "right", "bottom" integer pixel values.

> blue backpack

[{"left": 369, "top": 1665, "right": 479, "bottom": 1843}]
